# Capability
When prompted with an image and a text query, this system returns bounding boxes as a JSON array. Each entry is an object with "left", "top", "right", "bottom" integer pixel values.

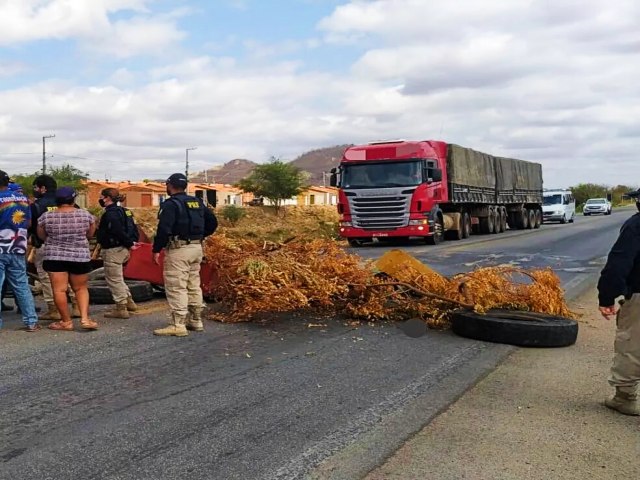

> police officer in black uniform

[
  {"left": 96, "top": 188, "right": 139, "bottom": 319},
  {"left": 152, "top": 173, "right": 217, "bottom": 336},
  {"left": 597, "top": 189, "right": 640, "bottom": 415}
]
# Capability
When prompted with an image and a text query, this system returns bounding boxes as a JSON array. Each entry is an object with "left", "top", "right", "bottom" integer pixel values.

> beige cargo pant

[
  {"left": 102, "top": 246, "right": 132, "bottom": 304},
  {"left": 34, "top": 247, "right": 75, "bottom": 303},
  {"left": 163, "top": 243, "right": 203, "bottom": 318},
  {"left": 609, "top": 294, "right": 640, "bottom": 392}
]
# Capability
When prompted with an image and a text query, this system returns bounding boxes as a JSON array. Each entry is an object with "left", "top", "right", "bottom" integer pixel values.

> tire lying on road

[
  {"left": 88, "top": 280, "right": 154, "bottom": 305},
  {"left": 451, "top": 309, "right": 578, "bottom": 347}
]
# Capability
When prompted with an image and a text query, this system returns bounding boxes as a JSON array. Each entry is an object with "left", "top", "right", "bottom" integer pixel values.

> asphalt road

[{"left": 0, "top": 208, "right": 632, "bottom": 480}]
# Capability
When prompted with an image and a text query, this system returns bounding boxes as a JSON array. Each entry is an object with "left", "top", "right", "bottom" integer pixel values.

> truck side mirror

[
  {"left": 430, "top": 168, "right": 443, "bottom": 182},
  {"left": 329, "top": 168, "right": 338, "bottom": 187}
]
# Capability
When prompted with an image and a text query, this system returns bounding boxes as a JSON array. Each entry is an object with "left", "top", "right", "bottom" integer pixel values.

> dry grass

[{"left": 125, "top": 205, "right": 572, "bottom": 326}]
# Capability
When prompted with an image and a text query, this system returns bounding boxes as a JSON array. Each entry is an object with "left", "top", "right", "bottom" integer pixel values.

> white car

[{"left": 583, "top": 198, "right": 612, "bottom": 216}]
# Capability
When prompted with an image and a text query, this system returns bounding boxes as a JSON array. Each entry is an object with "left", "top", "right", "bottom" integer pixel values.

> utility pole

[
  {"left": 42, "top": 134, "right": 55, "bottom": 174},
  {"left": 185, "top": 147, "right": 197, "bottom": 179}
]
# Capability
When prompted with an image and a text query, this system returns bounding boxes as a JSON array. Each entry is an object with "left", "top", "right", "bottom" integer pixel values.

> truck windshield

[
  {"left": 341, "top": 160, "right": 423, "bottom": 188},
  {"left": 543, "top": 194, "right": 562, "bottom": 205}
]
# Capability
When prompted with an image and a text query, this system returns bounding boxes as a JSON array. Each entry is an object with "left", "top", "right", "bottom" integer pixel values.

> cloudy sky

[{"left": 0, "top": 0, "right": 638, "bottom": 187}]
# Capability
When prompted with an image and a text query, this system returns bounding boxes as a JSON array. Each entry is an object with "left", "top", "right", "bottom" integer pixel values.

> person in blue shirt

[{"left": 0, "top": 171, "right": 39, "bottom": 331}]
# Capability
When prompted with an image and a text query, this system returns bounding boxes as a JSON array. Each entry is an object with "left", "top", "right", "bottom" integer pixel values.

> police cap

[{"left": 166, "top": 173, "right": 188, "bottom": 189}]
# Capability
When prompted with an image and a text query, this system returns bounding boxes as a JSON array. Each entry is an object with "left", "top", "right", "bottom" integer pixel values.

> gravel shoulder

[{"left": 365, "top": 286, "right": 640, "bottom": 480}]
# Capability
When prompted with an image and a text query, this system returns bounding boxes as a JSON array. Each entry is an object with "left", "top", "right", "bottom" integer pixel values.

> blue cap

[{"left": 56, "top": 186, "right": 77, "bottom": 201}]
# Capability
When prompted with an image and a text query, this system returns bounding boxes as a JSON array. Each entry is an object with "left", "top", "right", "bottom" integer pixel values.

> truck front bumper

[{"left": 339, "top": 224, "right": 432, "bottom": 239}]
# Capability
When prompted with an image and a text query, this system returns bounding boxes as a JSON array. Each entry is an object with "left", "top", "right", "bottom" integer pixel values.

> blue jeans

[{"left": 0, "top": 254, "right": 38, "bottom": 328}]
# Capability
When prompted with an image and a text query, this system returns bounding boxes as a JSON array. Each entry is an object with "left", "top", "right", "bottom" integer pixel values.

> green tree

[
  {"left": 11, "top": 163, "right": 89, "bottom": 196},
  {"left": 235, "top": 157, "right": 307, "bottom": 213},
  {"left": 569, "top": 183, "right": 609, "bottom": 207}
]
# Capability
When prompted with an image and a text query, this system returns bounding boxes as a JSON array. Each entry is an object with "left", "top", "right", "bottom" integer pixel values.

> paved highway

[{"left": 0, "top": 208, "right": 632, "bottom": 480}]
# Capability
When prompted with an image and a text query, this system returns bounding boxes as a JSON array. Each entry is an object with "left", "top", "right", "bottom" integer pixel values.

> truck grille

[{"left": 346, "top": 189, "right": 412, "bottom": 230}]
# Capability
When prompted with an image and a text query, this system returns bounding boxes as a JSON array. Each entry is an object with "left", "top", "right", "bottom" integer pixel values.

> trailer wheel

[
  {"left": 526, "top": 209, "right": 535, "bottom": 230},
  {"left": 498, "top": 208, "right": 507, "bottom": 233},
  {"left": 534, "top": 210, "right": 542, "bottom": 229},
  {"left": 490, "top": 209, "right": 500, "bottom": 234},
  {"left": 462, "top": 213, "right": 471, "bottom": 239},
  {"left": 479, "top": 214, "right": 493, "bottom": 234},
  {"left": 520, "top": 209, "right": 529, "bottom": 229},
  {"left": 451, "top": 309, "right": 578, "bottom": 348}
]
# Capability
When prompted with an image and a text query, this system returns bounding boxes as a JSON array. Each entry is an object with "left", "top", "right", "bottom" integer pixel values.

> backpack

[{"left": 118, "top": 207, "right": 140, "bottom": 243}]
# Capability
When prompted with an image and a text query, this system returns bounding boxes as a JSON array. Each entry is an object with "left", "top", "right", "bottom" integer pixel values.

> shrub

[{"left": 221, "top": 205, "right": 246, "bottom": 225}]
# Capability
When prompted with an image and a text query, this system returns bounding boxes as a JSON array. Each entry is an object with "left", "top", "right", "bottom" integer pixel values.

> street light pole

[
  {"left": 185, "top": 147, "right": 197, "bottom": 179},
  {"left": 42, "top": 134, "right": 55, "bottom": 174}
]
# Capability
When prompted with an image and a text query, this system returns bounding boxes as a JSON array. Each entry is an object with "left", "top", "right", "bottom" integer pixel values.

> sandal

[
  {"left": 21, "top": 323, "right": 42, "bottom": 332},
  {"left": 80, "top": 319, "right": 99, "bottom": 330},
  {"left": 48, "top": 321, "right": 74, "bottom": 331}
]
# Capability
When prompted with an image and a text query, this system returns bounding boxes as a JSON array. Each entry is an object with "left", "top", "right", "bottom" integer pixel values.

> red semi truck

[{"left": 330, "top": 140, "right": 543, "bottom": 246}]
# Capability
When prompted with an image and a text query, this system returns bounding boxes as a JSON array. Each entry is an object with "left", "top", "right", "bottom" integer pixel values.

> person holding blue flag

[{"left": 0, "top": 171, "right": 39, "bottom": 331}]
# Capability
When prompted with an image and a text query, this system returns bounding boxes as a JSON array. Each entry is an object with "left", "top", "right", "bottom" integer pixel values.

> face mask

[
  {"left": 636, "top": 201, "right": 640, "bottom": 213},
  {"left": 99, "top": 198, "right": 106, "bottom": 207},
  {"left": 166, "top": 188, "right": 171, "bottom": 196},
  {"left": 33, "top": 189, "right": 43, "bottom": 198}
]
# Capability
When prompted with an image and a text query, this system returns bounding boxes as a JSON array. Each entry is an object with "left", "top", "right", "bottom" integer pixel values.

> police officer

[
  {"left": 598, "top": 189, "right": 640, "bottom": 416},
  {"left": 152, "top": 173, "right": 217, "bottom": 336},
  {"left": 96, "top": 188, "right": 138, "bottom": 319},
  {"left": 30, "top": 175, "right": 80, "bottom": 320}
]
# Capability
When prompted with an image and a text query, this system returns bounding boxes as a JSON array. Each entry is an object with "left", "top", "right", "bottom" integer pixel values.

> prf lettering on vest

[{"left": 186, "top": 201, "right": 200, "bottom": 209}]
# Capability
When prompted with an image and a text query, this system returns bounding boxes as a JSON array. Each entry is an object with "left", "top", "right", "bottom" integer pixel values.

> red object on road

[{"left": 124, "top": 242, "right": 217, "bottom": 298}]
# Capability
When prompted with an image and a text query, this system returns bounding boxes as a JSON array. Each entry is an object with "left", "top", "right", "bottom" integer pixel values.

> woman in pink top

[{"left": 37, "top": 187, "right": 98, "bottom": 331}]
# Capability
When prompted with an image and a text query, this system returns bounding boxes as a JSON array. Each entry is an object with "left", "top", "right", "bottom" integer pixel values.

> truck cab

[{"left": 330, "top": 140, "right": 447, "bottom": 246}]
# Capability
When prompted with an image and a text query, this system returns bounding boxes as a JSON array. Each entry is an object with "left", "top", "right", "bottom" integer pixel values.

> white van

[{"left": 542, "top": 190, "right": 576, "bottom": 224}]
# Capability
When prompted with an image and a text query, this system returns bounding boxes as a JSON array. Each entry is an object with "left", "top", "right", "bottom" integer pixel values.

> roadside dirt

[{"left": 366, "top": 288, "right": 640, "bottom": 480}]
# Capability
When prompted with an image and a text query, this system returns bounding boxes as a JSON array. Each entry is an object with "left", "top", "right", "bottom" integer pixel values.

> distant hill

[
  {"left": 190, "top": 145, "right": 352, "bottom": 186},
  {"left": 190, "top": 158, "right": 258, "bottom": 185},
  {"left": 289, "top": 145, "right": 352, "bottom": 185}
]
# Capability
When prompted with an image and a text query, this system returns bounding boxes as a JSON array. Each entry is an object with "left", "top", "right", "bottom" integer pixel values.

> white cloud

[
  {"left": 1, "top": 0, "right": 640, "bottom": 188},
  {"left": 0, "top": 0, "right": 184, "bottom": 57}
]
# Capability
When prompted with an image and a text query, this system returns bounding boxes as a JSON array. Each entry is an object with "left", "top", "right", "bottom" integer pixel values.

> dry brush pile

[{"left": 202, "top": 235, "right": 575, "bottom": 328}]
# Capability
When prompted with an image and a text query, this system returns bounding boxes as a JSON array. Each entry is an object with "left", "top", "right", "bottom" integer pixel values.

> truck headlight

[{"left": 409, "top": 219, "right": 428, "bottom": 226}]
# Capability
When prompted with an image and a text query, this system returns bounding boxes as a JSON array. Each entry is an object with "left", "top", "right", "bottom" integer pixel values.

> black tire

[
  {"left": 425, "top": 216, "right": 444, "bottom": 245},
  {"left": 348, "top": 238, "right": 364, "bottom": 247},
  {"left": 517, "top": 209, "right": 528, "bottom": 229},
  {"left": 462, "top": 212, "right": 471, "bottom": 239},
  {"left": 479, "top": 214, "right": 493, "bottom": 234},
  {"left": 490, "top": 210, "right": 499, "bottom": 234},
  {"left": 534, "top": 210, "right": 542, "bottom": 229},
  {"left": 583, "top": 213, "right": 590, "bottom": 216},
  {"left": 88, "top": 280, "right": 154, "bottom": 305},
  {"left": 499, "top": 208, "right": 507, "bottom": 233},
  {"left": 526, "top": 209, "right": 535, "bottom": 230},
  {"left": 451, "top": 309, "right": 578, "bottom": 348}
]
